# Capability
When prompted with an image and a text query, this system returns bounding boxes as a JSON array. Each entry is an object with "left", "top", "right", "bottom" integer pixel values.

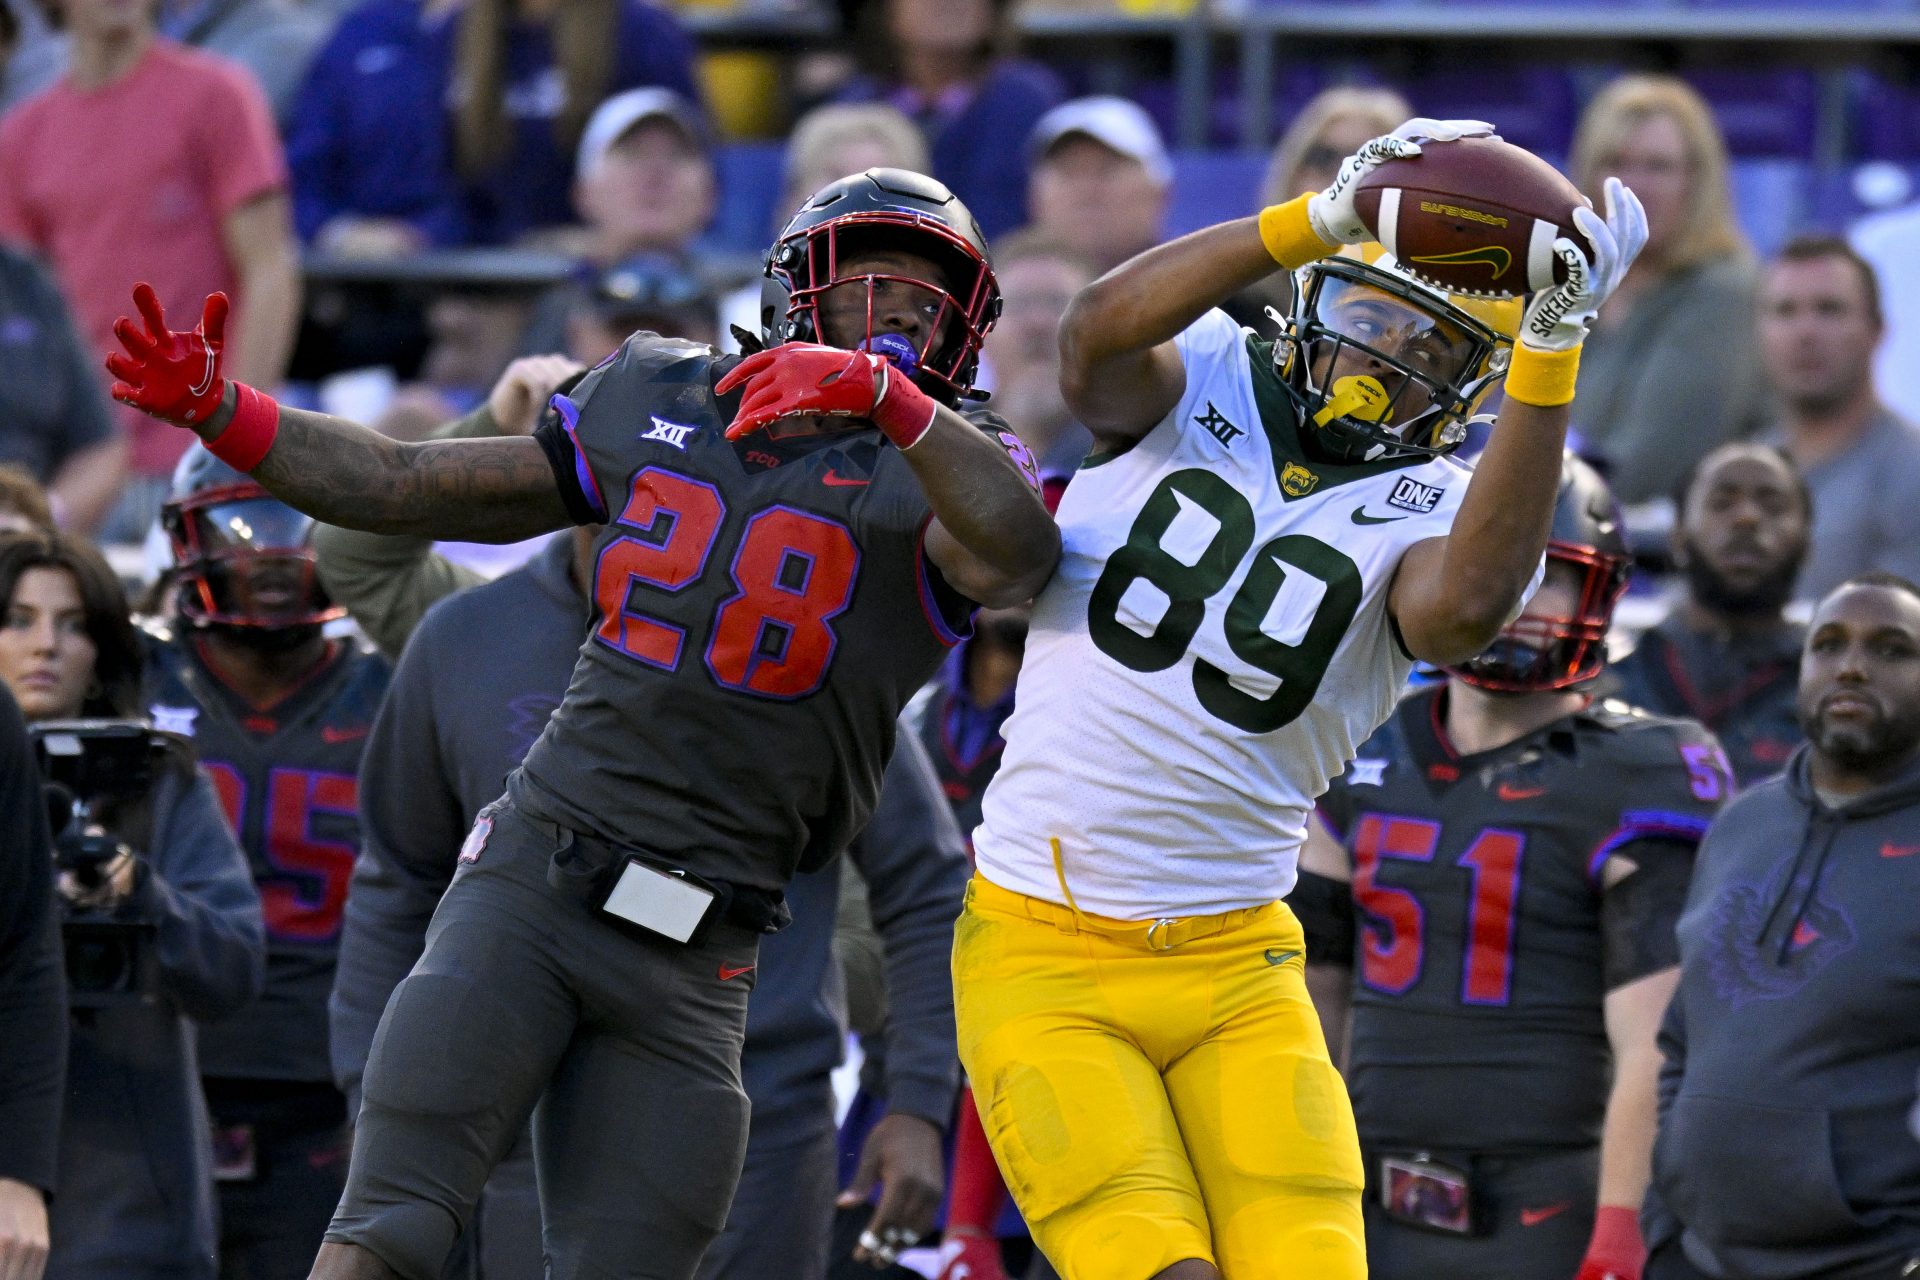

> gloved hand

[
  {"left": 1574, "top": 1205, "right": 1647, "bottom": 1280},
  {"left": 932, "top": 1230, "right": 1008, "bottom": 1280},
  {"left": 105, "top": 283, "right": 230, "bottom": 426},
  {"left": 1307, "top": 117, "right": 1498, "bottom": 246},
  {"left": 1521, "top": 176, "right": 1648, "bottom": 353},
  {"left": 715, "top": 342, "right": 939, "bottom": 449}
]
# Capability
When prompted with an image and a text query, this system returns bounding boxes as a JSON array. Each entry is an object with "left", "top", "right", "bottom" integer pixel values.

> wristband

[
  {"left": 206, "top": 382, "right": 281, "bottom": 471},
  {"left": 1582, "top": 1205, "right": 1647, "bottom": 1280},
  {"left": 868, "top": 364, "right": 938, "bottom": 450},
  {"left": 1504, "top": 343, "right": 1582, "bottom": 408},
  {"left": 1258, "top": 194, "right": 1339, "bottom": 271}
]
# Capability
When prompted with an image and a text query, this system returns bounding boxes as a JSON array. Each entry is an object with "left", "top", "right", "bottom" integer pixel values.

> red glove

[
  {"left": 933, "top": 1230, "right": 1007, "bottom": 1280},
  {"left": 1575, "top": 1206, "right": 1647, "bottom": 1280},
  {"left": 105, "top": 283, "right": 230, "bottom": 426},
  {"left": 714, "top": 342, "right": 938, "bottom": 449}
]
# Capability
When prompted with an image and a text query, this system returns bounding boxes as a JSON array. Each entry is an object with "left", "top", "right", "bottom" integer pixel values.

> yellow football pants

[{"left": 952, "top": 874, "right": 1366, "bottom": 1280}]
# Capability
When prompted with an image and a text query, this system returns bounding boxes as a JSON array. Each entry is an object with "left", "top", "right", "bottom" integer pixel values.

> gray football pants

[{"left": 326, "top": 802, "right": 761, "bottom": 1280}]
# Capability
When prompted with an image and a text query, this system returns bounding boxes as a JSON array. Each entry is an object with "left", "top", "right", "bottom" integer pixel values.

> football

[{"left": 1352, "top": 135, "right": 1590, "bottom": 298}]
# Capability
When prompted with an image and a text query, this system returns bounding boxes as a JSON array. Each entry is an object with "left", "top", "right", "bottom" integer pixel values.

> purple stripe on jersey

[
  {"left": 1586, "top": 809, "right": 1714, "bottom": 882},
  {"left": 915, "top": 515, "right": 972, "bottom": 648},
  {"left": 550, "top": 392, "right": 609, "bottom": 522}
]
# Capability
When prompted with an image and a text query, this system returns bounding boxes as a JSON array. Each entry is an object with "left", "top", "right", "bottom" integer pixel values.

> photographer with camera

[
  {"left": 0, "top": 531, "right": 264, "bottom": 1280},
  {"left": 0, "top": 682, "right": 66, "bottom": 1280}
]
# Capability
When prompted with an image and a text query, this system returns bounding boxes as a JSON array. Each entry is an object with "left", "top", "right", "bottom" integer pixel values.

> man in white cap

[
  {"left": 1026, "top": 95, "right": 1171, "bottom": 273},
  {"left": 568, "top": 86, "right": 716, "bottom": 268}
]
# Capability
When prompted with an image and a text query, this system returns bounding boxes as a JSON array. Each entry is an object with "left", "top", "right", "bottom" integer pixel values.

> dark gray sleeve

[
  {"left": 329, "top": 627, "right": 466, "bottom": 1110},
  {"left": 0, "top": 689, "right": 67, "bottom": 1191},
  {"left": 25, "top": 251, "right": 114, "bottom": 466},
  {"left": 133, "top": 764, "right": 267, "bottom": 1025},
  {"left": 849, "top": 731, "right": 970, "bottom": 1131}
]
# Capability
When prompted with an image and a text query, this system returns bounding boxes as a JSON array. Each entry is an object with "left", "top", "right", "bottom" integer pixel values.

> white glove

[
  {"left": 1519, "top": 176, "right": 1648, "bottom": 352},
  {"left": 1306, "top": 117, "right": 1497, "bottom": 245}
]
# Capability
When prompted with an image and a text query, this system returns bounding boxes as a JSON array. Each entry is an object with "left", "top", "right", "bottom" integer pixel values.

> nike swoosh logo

[
  {"left": 1351, "top": 507, "right": 1407, "bottom": 525},
  {"left": 1881, "top": 842, "right": 1920, "bottom": 859},
  {"left": 822, "top": 471, "right": 869, "bottom": 488},
  {"left": 1519, "top": 1202, "right": 1572, "bottom": 1227},
  {"left": 188, "top": 347, "right": 218, "bottom": 398},
  {"left": 1263, "top": 948, "right": 1301, "bottom": 967},
  {"left": 1409, "top": 245, "right": 1515, "bottom": 277},
  {"left": 1497, "top": 782, "right": 1546, "bottom": 801},
  {"left": 717, "top": 963, "right": 756, "bottom": 981},
  {"left": 320, "top": 725, "right": 368, "bottom": 744}
]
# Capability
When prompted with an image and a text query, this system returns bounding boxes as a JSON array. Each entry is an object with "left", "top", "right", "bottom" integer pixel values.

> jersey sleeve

[
  {"left": 1584, "top": 717, "right": 1731, "bottom": 885},
  {"left": 1172, "top": 308, "right": 1252, "bottom": 428},
  {"left": 531, "top": 359, "right": 622, "bottom": 525}
]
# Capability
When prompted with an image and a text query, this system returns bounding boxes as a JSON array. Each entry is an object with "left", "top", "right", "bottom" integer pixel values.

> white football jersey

[{"left": 974, "top": 308, "right": 1520, "bottom": 919}]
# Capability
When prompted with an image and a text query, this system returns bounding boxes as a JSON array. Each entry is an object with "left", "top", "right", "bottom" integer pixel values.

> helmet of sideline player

[
  {"left": 1447, "top": 453, "right": 1630, "bottom": 692},
  {"left": 161, "top": 447, "right": 342, "bottom": 630},
  {"left": 1275, "top": 246, "right": 1520, "bottom": 464},
  {"left": 761, "top": 167, "right": 1002, "bottom": 406}
]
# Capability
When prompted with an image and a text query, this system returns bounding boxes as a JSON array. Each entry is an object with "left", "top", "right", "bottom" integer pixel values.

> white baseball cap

[
  {"left": 576, "top": 87, "right": 709, "bottom": 178},
  {"left": 1028, "top": 96, "right": 1172, "bottom": 186}
]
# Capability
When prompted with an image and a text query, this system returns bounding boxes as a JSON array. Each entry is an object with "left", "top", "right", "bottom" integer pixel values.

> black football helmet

[
  {"left": 161, "top": 447, "right": 342, "bottom": 630},
  {"left": 1276, "top": 248, "right": 1519, "bottom": 465},
  {"left": 761, "top": 167, "right": 1001, "bottom": 405},
  {"left": 1447, "top": 453, "right": 1631, "bottom": 692}
]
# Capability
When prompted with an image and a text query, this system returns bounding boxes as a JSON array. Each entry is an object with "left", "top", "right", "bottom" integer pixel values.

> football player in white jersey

[{"left": 950, "top": 119, "right": 1647, "bottom": 1280}]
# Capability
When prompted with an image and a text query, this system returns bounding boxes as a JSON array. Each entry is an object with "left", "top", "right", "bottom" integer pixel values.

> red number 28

[{"left": 594, "top": 469, "right": 859, "bottom": 700}]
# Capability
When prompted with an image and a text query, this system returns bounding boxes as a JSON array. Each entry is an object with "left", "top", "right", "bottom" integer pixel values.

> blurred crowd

[{"left": 0, "top": 0, "right": 1918, "bottom": 1276}]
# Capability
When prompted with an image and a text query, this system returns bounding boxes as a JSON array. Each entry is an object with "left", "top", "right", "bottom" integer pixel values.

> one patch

[
  {"left": 458, "top": 814, "right": 493, "bottom": 865},
  {"left": 640, "top": 416, "right": 699, "bottom": 450},
  {"left": 1348, "top": 758, "right": 1388, "bottom": 787},
  {"left": 1281, "top": 461, "right": 1320, "bottom": 499},
  {"left": 1387, "top": 476, "right": 1445, "bottom": 514}
]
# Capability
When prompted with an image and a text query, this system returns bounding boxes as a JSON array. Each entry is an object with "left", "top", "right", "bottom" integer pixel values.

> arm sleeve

[
  {"left": 329, "top": 624, "right": 466, "bottom": 1110},
  {"left": 1599, "top": 837, "right": 1696, "bottom": 991},
  {"left": 850, "top": 731, "right": 970, "bottom": 1130},
  {"left": 310, "top": 404, "right": 499, "bottom": 658},
  {"left": 831, "top": 859, "right": 888, "bottom": 1040},
  {"left": 0, "top": 692, "right": 67, "bottom": 1191},
  {"left": 134, "top": 764, "right": 267, "bottom": 1025}
]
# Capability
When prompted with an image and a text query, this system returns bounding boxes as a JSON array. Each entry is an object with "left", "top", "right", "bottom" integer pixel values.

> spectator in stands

[
  {"left": 1025, "top": 96, "right": 1169, "bottom": 275},
  {"left": 834, "top": 0, "right": 1062, "bottom": 240},
  {"left": 559, "top": 254, "right": 718, "bottom": 360},
  {"left": 0, "top": 464, "right": 53, "bottom": 534},
  {"left": 1755, "top": 236, "right": 1920, "bottom": 601},
  {"left": 449, "top": 0, "right": 700, "bottom": 246},
  {"left": 981, "top": 230, "right": 1093, "bottom": 474},
  {"left": 368, "top": 288, "right": 535, "bottom": 443},
  {"left": 1643, "top": 573, "right": 1920, "bottom": 1280},
  {"left": 1569, "top": 75, "right": 1769, "bottom": 505},
  {"left": 1610, "top": 443, "right": 1810, "bottom": 788},
  {"left": 284, "top": 0, "right": 463, "bottom": 254},
  {"left": 1, "top": 0, "right": 65, "bottom": 113},
  {"left": 0, "top": 681, "right": 63, "bottom": 1280},
  {"left": 517, "top": 89, "right": 717, "bottom": 351},
  {"left": 0, "top": 531, "right": 265, "bottom": 1280},
  {"left": 0, "top": 244, "right": 124, "bottom": 532},
  {"left": 154, "top": 0, "right": 328, "bottom": 121},
  {"left": 1225, "top": 86, "right": 1414, "bottom": 334},
  {"left": 0, "top": 0, "right": 299, "bottom": 539},
  {"left": 720, "top": 102, "right": 931, "bottom": 347}
]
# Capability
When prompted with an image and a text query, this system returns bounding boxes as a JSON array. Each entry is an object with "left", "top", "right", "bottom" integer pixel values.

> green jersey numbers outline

[{"left": 1087, "top": 468, "right": 1363, "bottom": 733}]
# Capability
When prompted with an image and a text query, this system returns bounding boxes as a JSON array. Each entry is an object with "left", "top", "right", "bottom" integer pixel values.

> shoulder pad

[{"left": 615, "top": 331, "right": 716, "bottom": 380}]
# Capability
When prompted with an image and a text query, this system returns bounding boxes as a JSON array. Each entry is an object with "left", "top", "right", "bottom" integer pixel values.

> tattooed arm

[{"left": 194, "top": 384, "right": 571, "bottom": 542}]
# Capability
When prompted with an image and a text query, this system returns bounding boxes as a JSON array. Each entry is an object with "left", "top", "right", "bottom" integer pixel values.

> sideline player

[
  {"left": 1298, "top": 456, "right": 1728, "bottom": 1280},
  {"left": 107, "top": 168, "right": 1060, "bottom": 1280},
  {"left": 954, "top": 119, "right": 1647, "bottom": 1280},
  {"left": 144, "top": 448, "right": 390, "bottom": 1280}
]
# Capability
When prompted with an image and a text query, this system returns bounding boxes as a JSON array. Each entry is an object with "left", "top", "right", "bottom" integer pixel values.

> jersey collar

[{"left": 1246, "top": 335, "right": 1439, "bottom": 498}]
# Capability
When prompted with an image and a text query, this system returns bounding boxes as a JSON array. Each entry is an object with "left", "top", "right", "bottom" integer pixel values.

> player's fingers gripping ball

[
  {"left": 717, "top": 340, "right": 938, "bottom": 449},
  {"left": 106, "top": 283, "right": 231, "bottom": 425},
  {"left": 1521, "top": 178, "right": 1648, "bottom": 353},
  {"left": 1307, "top": 117, "right": 1498, "bottom": 246}
]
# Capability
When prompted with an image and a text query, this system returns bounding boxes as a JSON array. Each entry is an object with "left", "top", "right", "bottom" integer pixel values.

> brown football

[{"left": 1353, "top": 135, "right": 1589, "bottom": 298}]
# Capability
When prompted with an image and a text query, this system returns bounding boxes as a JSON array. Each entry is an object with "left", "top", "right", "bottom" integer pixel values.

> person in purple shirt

[{"left": 834, "top": 0, "right": 1062, "bottom": 239}]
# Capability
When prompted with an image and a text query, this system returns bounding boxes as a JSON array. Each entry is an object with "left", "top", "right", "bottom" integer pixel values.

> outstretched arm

[
  {"left": 1390, "top": 178, "right": 1649, "bottom": 665},
  {"left": 1060, "top": 118, "right": 1496, "bottom": 450},
  {"left": 105, "top": 284, "right": 572, "bottom": 543}
]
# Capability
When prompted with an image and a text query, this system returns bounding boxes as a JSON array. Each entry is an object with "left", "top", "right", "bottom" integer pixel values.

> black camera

[{"left": 30, "top": 720, "right": 171, "bottom": 1008}]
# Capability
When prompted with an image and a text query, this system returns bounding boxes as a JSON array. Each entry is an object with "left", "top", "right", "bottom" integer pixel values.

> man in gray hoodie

[{"left": 1646, "top": 572, "right": 1920, "bottom": 1280}]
